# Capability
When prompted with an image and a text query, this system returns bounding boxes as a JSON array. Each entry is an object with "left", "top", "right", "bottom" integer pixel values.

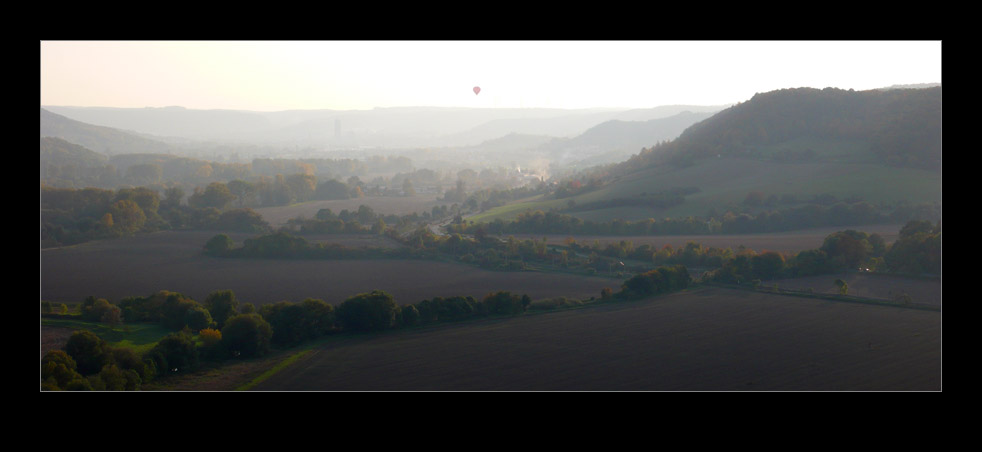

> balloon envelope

[{"left": 473, "top": 86, "right": 481, "bottom": 95}]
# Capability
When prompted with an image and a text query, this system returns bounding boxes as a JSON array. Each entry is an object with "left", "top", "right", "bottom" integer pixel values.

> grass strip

[
  {"left": 235, "top": 349, "right": 312, "bottom": 391},
  {"left": 700, "top": 282, "right": 940, "bottom": 311}
]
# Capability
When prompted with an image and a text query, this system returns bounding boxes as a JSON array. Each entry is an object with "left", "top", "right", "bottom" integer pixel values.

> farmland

[
  {"left": 40, "top": 230, "right": 617, "bottom": 306},
  {"left": 252, "top": 286, "right": 940, "bottom": 391},
  {"left": 765, "top": 272, "right": 941, "bottom": 307},
  {"left": 468, "top": 158, "right": 942, "bottom": 223}
]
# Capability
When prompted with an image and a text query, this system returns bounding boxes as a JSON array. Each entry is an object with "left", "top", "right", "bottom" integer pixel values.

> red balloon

[{"left": 473, "top": 86, "right": 481, "bottom": 95}]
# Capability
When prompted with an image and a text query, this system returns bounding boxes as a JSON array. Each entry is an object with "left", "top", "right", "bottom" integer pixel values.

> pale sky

[{"left": 40, "top": 40, "right": 942, "bottom": 112}]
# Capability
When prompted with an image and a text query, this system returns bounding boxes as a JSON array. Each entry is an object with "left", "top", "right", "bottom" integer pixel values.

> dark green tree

[
  {"left": 751, "top": 251, "right": 786, "bottom": 280},
  {"left": 821, "top": 230, "right": 872, "bottom": 270},
  {"left": 41, "top": 350, "right": 87, "bottom": 390},
  {"left": 64, "top": 330, "right": 113, "bottom": 375},
  {"left": 399, "top": 304, "right": 420, "bottom": 327},
  {"left": 336, "top": 290, "right": 399, "bottom": 332},
  {"left": 185, "top": 305, "right": 213, "bottom": 331},
  {"left": 482, "top": 291, "right": 526, "bottom": 316},
  {"left": 300, "top": 298, "right": 336, "bottom": 337},
  {"left": 111, "top": 347, "right": 155, "bottom": 384},
  {"left": 204, "top": 234, "right": 234, "bottom": 255},
  {"left": 150, "top": 332, "right": 199, "bottom": 373},
  {"left": 221, "top": 313, "right": 273, "bottom": 358},
  {"left": 190, "top": 182, "right": 236, "bottom": 210},
  {"left": 204, "top": 290, "right": 239, "bottom": 328},
  {"left": 260, "top": 301, "right": 307, "bottom": 347}
]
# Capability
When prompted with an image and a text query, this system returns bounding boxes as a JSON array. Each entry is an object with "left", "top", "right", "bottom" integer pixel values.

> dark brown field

[
  {"left": 253, "top": 287, "right": 941, "bottom": 391},
  {"left": 40, "top": 230, "right": 617, "bottom": 306},
  {"left": 507, "top": 224, "right": 904, "bottom": 255},
  {"left": 767, "top": 273, "right": 942, "bottom": 307}
]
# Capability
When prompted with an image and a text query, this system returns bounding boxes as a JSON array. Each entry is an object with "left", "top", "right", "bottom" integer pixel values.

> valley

[{"left": 40, "top": 50, "right": 942, "bottom": 392}]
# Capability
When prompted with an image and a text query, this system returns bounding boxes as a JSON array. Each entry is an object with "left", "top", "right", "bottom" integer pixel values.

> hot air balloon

[{"left": 473, "top": 86, "right": 481, "bottom": 95}]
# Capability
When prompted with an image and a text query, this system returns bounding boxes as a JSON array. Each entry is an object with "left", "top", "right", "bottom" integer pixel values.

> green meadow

[{"left": 468, "top": 157, "right": 941, "bottom": 223}]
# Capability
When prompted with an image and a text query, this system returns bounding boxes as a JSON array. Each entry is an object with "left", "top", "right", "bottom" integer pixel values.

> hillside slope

[
  {"left": 471, "top": 87, "right": 942, "bottom": 224},
  {"left": 624, "top": 86, "right": 941, "bottom": 172},
  {"left": 40, "top": 108, "right": 174, "bottom": 156}
]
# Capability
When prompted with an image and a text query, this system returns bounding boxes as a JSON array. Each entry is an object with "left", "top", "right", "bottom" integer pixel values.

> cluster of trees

[
  {"left": 335, "top": 290, "right": 532, "bottom": 333},
  {"left": 42, "top": 330, "right": 155, "bottom": 391},
  {"left": 617, "top": 265, "right": 691, "bottom": 299},
  {"left": 40, "top": 144, "right": 415, "bottom": 192},
  {"left": 45, "top": 241, "right": 717, "bottom": 391},
  {"left": 116, "top": 291, "right": 215, "bottom": 330},
  {"left": 882, "top": 220, "right": 941, "bottom": 275},
  {"left": 287, "top": 205, "right": 425, "bottom": 236},
  {"left": 564, "top": 238, "right": 735, "bottom": 271},
  {"left": 715, "top": 201, "right": 939, "bottom": 234},
  {"left": 42, "top": 289, "right": 286, "bottom": 390},
  {"left": 41, "top": 185, "right": 271, "bottom": 247},
  {"left": 557, "top": 220, "right": 938, "bottom": 284},
  {"left": 703, "top": 220, "right": 941, "bottom": 284},
  {"left": 40, "top": 286, "right": 545, "bottom": 390}
]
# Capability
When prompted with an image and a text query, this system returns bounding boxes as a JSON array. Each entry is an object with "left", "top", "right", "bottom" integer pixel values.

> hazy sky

[{"left": 40, "top": 40, "right": 941, "bottom": 112}]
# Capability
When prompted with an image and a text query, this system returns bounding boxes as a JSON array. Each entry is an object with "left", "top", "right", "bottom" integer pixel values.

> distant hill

[
  {"left": 40, "top": 108, "right": 174, "bottom": 156},
  {"left": 609, "top": 104, "right": 730, "bottom": 122},
  {"left": 539, "top": 111, "right": 718, "bottom": 167},
  {"left": 42, "top": 104, "right": 726, "bottom": 149},
  {"left": 41, "top": 105, "right": 274, "bottom": 143},
  {"left": 877, "top": 83, "right": 941, "bottom": 91},
  {"left": 470, "top": 87, "right": 942, "bottom": 224},
  {"left": 40, "top": 137, "right": 108, "bottom": 167},
  {"left": 411, "top": 110, "right": 722, "bottom": 171},
  {"left": 622, "top": 86, "right": 942, "bottom": 172}
]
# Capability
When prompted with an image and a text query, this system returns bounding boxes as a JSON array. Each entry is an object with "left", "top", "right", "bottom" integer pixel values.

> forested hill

[
  {"left": 40, "top": 108, "right": 174, "bottom": 156},
  {"left": 618, "top": 87, "right": 941, "bottom": 174},
  {"left": 40, "top": 137, "right": 108, "bottom": 167}
]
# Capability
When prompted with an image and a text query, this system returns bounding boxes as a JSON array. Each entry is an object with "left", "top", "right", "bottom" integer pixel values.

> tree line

[
  {"left": 46, "top": 273, "right": 686, "bottom": 390},
  {"left": 702, "top": 220, "right": 940, "bottom": 284},
  {"left": 449, "top": 199, "right": 938, "bottom": 237},
  {"left": 41, "top": 185, "right": 272, "bottom": 247}
]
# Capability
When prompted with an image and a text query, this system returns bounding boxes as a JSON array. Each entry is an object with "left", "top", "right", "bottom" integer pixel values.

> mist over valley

[{"left": 40, "top": 41, "right": 941, "bottom": 392}]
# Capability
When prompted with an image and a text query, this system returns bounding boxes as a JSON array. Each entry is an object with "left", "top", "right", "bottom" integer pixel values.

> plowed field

[{"left": 253, "top": 287, "right": 941, "bottom": 391}]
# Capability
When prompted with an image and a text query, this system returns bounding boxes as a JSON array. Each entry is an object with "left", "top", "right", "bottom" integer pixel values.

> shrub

[
  {"left": 41, "top": 350, "right": 87, "bottom": 390},
  {"left": 204, "top": 290, "right": 239, "bottom": 328},
  {"left": 222, "top": 313, "right": 273, "bottom": 358},
  {"left": 184, "top": 305, "right": 213, "bottom": 332},
  {"left": 80, "top": 296, "right": 117, "bottom": 323},
  {"left": 64, "top": 330, "right": 113, "bottom": 375},
  {"left": 204, "top": 234, "right": 234, "bottom": 255},
  {"left": 300, "top": 298, "right": 336, "bottom": 337},
  {"left": 337, "top": 291, "right": 399, "bottom": 332},
  {"left": 199, "top": 328, "right": 227, "bottom": 361},
  {"left": 261, "top": 301, "right": 307, "bottom": 347},
  {"left": 619, "top": 265, "right": 691, "bottom": 298},
  {"left": 529, "top": 297, "right": 584, "bottom": 311},
  {"left": 111, "top": 347, "right": 154, "bottom": 383},
  {"left": 399, "top": 304, "right": 420, "bottom": 327},
  {"left": 482, "top": 291, "right": 527, "bottom": 316},
  {"left": 150, "top": 332, "right": 199, "bottom": 373}
]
